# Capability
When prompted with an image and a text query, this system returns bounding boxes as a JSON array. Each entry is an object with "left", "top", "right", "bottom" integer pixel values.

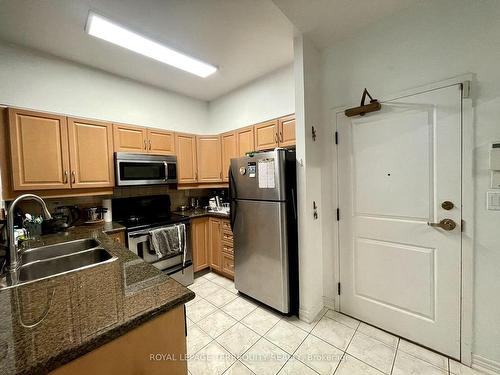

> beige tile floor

[{"left": 187, "top": 272, "right": 485, "bottom": 375}]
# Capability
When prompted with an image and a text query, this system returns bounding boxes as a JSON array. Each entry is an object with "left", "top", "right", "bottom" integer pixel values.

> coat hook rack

[
  {"left": 344, "top": 88, "right": 381, "bottom": 117},
  {"left": 312, "top": 126, "right": 317, "bottom": 141}
]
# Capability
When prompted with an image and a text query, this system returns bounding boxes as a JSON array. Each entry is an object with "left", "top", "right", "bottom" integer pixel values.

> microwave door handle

[{"left": 164, "top": 162, "right": 169, "bottom": 181}]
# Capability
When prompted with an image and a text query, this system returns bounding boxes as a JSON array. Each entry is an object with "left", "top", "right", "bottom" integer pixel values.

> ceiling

[
  {"left": 272, "top": 0, "right": 416, "bottom": 49},
  {"left": 0, "top": 0, "right": 294, "bottom": 101}
]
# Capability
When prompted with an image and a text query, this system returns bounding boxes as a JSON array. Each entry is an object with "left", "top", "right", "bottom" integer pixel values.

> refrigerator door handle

[
  {"left": 229, "top": 167, "right": 237, "bottom": 231},
  {"left": 291, "top": 188, "right": 297, "bottom": 220}
]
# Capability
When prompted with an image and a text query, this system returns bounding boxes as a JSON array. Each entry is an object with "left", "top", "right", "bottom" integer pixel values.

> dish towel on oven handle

[{"left": 149, "top": 223, "right": 186, "bottom": 259}]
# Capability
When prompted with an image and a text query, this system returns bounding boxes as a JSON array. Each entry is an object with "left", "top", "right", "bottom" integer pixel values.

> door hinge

[
  {"left": 461, "top": 81, "right": 471, "bottom": 99},
  {"left": 335, "top": 131, "right": 338, "bottom": 145},
  {"left": 336, "top": 208, "right": 340, "bottom": 221},
  {"left": 337, "top": 282, "right": 341, "bottom": 295}
]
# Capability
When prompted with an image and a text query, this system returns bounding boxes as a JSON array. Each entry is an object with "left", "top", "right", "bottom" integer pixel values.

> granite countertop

[
  {"left": 175, "top": 208, "right": 230, "bottom": 219},
  {"left": 0, "top": 223, "right": 194, "bottom": 375}
]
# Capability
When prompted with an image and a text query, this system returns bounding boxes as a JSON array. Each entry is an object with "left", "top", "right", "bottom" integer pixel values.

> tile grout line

[{"left": 389, "top": 338, "right": 400, "bottom": 375}]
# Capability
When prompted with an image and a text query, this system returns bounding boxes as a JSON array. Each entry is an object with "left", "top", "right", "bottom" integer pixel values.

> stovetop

[
  {"left": 116, "top": 213, "right": 189, "bottom": 232},
  {"left": 112, "top": 195, "right": 188, "bottom": 232}
]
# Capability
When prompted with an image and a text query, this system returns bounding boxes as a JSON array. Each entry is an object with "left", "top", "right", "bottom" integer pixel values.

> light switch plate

[{"left": 487, "top": 191, "right": 500, "bottom": 210}]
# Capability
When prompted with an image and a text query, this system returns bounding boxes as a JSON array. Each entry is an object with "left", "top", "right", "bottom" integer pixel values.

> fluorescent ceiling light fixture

[{"left": 85, "top": 12, "right": 217, "bottom": 78}]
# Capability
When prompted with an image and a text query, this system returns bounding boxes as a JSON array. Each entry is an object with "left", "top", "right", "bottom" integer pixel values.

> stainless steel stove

[{"left": 113, "top": 195, "right": 193, "bottom": 286}]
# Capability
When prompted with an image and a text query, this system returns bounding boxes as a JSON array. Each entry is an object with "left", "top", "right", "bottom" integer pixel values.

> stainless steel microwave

[{"left": 115, "top": 152, "right": 177, "bottom": 186}]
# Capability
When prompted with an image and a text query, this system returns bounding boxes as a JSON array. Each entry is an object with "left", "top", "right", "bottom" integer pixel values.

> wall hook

[
  {"left": 344, "top": 88, "right": 381, "bottom": 117},
  {"left": 312, "top": 126, "right": 317, "bottom": 142},
  {"left": 313, "top": 201, "right": 318, "bottom": 220}
]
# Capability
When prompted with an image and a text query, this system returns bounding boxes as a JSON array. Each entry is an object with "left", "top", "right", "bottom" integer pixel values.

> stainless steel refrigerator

[{"left": 229, "top": 149, "right": 298, "bottom": 314}]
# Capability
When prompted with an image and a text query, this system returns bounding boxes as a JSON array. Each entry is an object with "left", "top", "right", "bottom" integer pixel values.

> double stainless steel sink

[{"left": 1, "top": 238, "right": 116, "bottom": 288}]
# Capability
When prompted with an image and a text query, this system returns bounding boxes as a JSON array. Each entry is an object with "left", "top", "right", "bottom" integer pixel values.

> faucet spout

[{"left": 6, "top": 194, "right": 52, "bottom": 271}]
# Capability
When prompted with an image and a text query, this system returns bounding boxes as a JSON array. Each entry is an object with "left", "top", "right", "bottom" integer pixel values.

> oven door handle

[{"left": 180, "top": 224, "right": 187, "bottom": 270}]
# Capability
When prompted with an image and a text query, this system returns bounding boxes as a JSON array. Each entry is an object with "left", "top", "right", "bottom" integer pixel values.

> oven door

[
  {"left": 127, "top": 222, "right": 193, "bottom": 285},
  {"left": 115, "top": 153, "right": 177, "bottom": 186}
]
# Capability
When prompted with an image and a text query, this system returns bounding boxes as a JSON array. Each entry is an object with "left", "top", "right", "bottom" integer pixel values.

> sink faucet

[{"left": 6, "top": 194, "right": 52, "bottom": 271}]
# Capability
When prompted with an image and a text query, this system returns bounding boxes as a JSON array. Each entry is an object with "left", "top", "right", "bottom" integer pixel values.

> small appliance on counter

[
  {"left": 42, "top": 205, "right": 81, "bottom": 233},
  {"left": 84, "top": 206, "right": 108, "bottom": 225},
  {"left": 112, "top": 195, "right": 193, "bottom": 286}
]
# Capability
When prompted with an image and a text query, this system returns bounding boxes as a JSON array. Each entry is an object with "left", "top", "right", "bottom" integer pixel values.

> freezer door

[
  {"left": 233, "top": 199, "right": 290, "bottom": 313},
  {"left": 230, "top": 149, "right": 287, "bottom": 201}
]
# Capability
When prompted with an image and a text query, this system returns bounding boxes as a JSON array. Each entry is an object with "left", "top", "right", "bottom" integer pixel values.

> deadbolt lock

[
  {"left": 441, "top": 201, "right": 454, "bottom": 210},
  {"left": 427, "top": 219, "right": 457, "bottom": 231}
]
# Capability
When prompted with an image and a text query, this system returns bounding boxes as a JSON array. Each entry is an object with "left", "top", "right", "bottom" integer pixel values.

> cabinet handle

[
  {"left": 144, "top": 140, "right": 147, "bottom": 150},
  {"left": 279, "top": 132, "right": 283, "bottom": 143},
  {"left": 274, "top": 133, "right": 278, "bottom": 144},
  {"left": 71, "top": 171, "right": 76, "bottom": 184},
  {"left": 63, "top": 170, "right": 68, "bottom": 184},
  {"left": 149, "top": 140, "right": 152, "bottom": 150}
]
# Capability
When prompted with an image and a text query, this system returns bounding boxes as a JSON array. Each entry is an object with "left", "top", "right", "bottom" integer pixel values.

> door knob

[{"left": 427, "top": 219, "right": 456, "bottom": 231}]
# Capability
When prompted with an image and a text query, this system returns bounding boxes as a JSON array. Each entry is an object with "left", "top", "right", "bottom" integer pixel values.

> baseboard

[
  {"left": 323, "top": 296, "right": 335, "bottom": 310},
  {"left": 472, "top": 354, "right": 500, "bottom": 375},
  {"left": 299, "top": 301, "right": 325, "bottom": 323}
]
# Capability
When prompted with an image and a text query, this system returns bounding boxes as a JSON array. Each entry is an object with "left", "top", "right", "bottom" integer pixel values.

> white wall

[
  {"left": 0, "top": 42, "right": 208, "bottom": 133},
  {"left": 320, "top": 0, "right": 500, "bottom": 367},
  {"left": 294, "top": 36, "right": 324, "bottom": 322},
  {"left": 208, "top": 64, "right": 295, "bottom": 133}
]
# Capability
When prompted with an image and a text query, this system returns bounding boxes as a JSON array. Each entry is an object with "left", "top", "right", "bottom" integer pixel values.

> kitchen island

[{"left": 0, "top": 224, "right": 194, "bottom": 375}]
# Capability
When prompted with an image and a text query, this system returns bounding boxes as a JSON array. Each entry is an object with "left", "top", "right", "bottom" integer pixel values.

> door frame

[{"left": 330, "top": 74, "right": 474, "bottom": 365}]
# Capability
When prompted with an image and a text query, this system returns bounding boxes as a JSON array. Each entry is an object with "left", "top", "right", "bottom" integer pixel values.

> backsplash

[{"left": 10, "top": 186, "right": 228, "bottom": 218}]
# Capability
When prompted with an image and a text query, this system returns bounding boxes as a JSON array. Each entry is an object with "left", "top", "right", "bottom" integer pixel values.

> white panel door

[{"left": 338, "top": 84, "right": 462, "bottom": 358}]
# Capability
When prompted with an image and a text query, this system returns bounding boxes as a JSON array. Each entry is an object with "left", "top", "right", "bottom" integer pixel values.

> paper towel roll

[{"left": 102, "top": 198, "right": 112, "bottom": 222}]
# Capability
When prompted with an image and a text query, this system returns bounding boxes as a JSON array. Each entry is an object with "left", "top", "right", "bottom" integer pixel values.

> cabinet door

[
  {"left": 209, "top": 218, "right": 221, "bottom": 271},
  {"left": 8, "top": 108, "right": 71, "bottom": 190},
  {"left": 113, "top": 124, "right": 148, "bottom": 153},
  {"left": 221, "top": 252, "right": 234, "bottom": 279},
  {"left": 236, "top": 125, "right": 255, "bottom": 157},
  {"left": 197, "top": 135, "right": 222, "bottom": 182},
  {"left": 278, "top": 114, "right": 296, "bottom": 148},
  {"left": 68, "top": 117, "right": 114, "bottom": 188},
  {"left": 192, "top": 218, "right": 209, "bottom": 272},
  {"left": 221, "top": 132, "right": 237, "bottom": 182},
  {"left": 254, "top": 120, "right": 278, "bottom": 151},
  {"left": 175, "top": 133, "right": 197, "bottom": 183},
  {"left": 147, "top": 129, "right": 175, "bottom": 155}
]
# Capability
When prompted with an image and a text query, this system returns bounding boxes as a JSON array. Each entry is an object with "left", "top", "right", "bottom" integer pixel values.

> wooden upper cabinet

[
  {"left": 192, "top": 217, "right": 209, "bottom": 272},
  {"left": 278, "top": 114, "right": 296, "bottom": 148},
  {"left": 147, "top": 129, "right": 175, "bottom": 155},
  {"left": 196, "top": 135, "right": 222, "bottom": 183},
  {"left": 209, "top": 218, "right": 222, "bottom": 271},
  {"left": 175, "top": 133, "right": 198, "bottom": 183},
  {"left": 254, "top": 119, "right": 278, "bottom": 151},
  {"left": 8, "top": 108, "right": 71, "bottom": 190},
  {"left": 67, "top": 118, "right": 114, "bottom": 188},
  {"left": 221, "top": 132, "right": 237, "bottom": 182},
  {"left": 113, "top": 124, "right": 148, "bottom": 153},
  {"left": 237, "top": 126, "right": 255, "bottom": 157}
]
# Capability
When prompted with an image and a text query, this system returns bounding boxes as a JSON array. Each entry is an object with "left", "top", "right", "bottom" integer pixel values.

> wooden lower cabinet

[
  {"left": 106, "top": 231, "right": 125, "bottom": 245},
  {"left": 209, "top": 218, "right": 222, "bottom": 271},
  {"left": 50, "top": 306, "right": 187, "bottom": 375},
  {"left": 192, "top": 218, "right": 209, "bottom": 272},
  {"left": 192, "top": 217, "right": 234, "bottom": 279}
]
